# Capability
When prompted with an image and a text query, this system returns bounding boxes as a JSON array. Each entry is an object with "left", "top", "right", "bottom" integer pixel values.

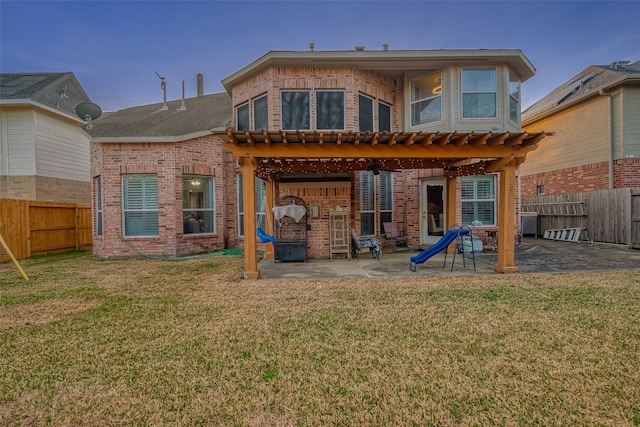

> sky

[{"left": 2, "top": 1, "right": 639, "bottom": 113}]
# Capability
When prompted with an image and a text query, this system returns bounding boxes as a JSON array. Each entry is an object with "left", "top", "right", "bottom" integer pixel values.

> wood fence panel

[
  {"left": 0, "top": 199, "right": 92, "bottom": 260},
  {"left": 524, "top": 187, "right": 640, "bottom": 245},
  {"left": 0, "top": 199, "right": 29, "bottom": 260}
]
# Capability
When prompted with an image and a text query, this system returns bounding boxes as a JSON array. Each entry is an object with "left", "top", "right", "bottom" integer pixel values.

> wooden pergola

[{"left": 215, "top": 130, "right": 552, "bottom": 279}]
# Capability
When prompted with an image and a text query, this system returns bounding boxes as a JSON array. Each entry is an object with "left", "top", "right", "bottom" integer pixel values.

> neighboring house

[
  {"left": 90, "top": 47, "right": 551, "bottom": 279},
  {"left": 0, "top": 72, "right": 93, "bottom": 203},
  {"left": 88, "top": 91, "right": 232, "bottom": 258},
  {"left": 521, "top": 60, "right": 640, "bottom": 195}
]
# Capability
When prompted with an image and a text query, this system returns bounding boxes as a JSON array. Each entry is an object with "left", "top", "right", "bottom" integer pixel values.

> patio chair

[
  {"left": 351, "top": 227, "right": 381, "bottom": 261},
  {"left": 382, "top": 222, "right": 408, "bottom": 251}
]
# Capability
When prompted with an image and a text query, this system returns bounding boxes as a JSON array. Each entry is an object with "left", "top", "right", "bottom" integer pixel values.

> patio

[{"left": 258, "top": 238, "right": 640, "bottom": 279}]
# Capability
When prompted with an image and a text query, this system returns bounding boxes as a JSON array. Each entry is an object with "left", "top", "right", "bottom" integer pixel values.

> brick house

[
  {"left": 0, "top": 72, "right": 93, "bottom": 203},
  {"left": 521, "top": 60, "right": 640, "bottom": 195},
  {"left": 89, "top": 48, "right": 552, "bottom": 278},
  {"left": 89, "top": 91, "right": 233, "bottom": 257}
]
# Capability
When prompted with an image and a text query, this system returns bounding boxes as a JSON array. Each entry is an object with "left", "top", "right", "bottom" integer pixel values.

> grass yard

[{"left": 1, "top": 252, "right": 640, "bottom": 426}]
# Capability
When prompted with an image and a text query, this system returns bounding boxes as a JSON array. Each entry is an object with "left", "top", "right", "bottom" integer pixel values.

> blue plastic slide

[
  {"left": 409, "top": 228, "right": 471, "bottom": 272},
  {"left": 257, "top": 228, "right": 276, "bottom": 245}
]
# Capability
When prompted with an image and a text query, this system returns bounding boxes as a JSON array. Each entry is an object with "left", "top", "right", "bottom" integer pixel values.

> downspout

[{"left": 599, "top": 89, "right": 614, "bottom": 190}]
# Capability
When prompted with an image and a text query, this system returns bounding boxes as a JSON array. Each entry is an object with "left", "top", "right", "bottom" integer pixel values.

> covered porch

[{"left": 215, "top": 130, "right": 551, "bottom": 279}]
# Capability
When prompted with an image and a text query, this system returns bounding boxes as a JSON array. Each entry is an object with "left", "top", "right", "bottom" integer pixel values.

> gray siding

[
  {"left": 623, "top": 86, "right": 640, "bottom": 157},
  {"left": 2, "top": 110, "right": 37, "bottom": 175},
  {"left": 34, "top": 111, "right": 91, "bottom": 182}
]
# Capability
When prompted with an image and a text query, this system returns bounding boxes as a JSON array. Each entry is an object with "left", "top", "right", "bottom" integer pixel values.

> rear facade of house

[{"left": 90, "top": 47, "right": 539, "bottom": 260}]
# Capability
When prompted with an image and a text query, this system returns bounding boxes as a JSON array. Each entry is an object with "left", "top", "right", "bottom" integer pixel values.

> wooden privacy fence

[
  {"left": 0, "top": 199, "right": 92, "bottom": 261},
  {"left": 522, "top": 187, "right": 640, "bottom": 248}
]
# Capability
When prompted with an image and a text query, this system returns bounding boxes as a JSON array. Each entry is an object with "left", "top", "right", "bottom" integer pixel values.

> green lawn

[{"left": 1, "top": 252, "right": 640, "bottom": 426}]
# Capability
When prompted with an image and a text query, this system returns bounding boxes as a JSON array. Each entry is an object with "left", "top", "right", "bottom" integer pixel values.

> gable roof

[
  {"left": 88, "top": 92, "right": 232, "bottom": 142},
  {"left": 0, "top": 72, "right": 92, "bottom": 118},
  {"left": 523, "top": 60, "right": 640, "bottom": 125}
]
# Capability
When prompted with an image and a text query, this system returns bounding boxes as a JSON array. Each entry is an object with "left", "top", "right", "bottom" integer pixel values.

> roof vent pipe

[
  {"left": 178, "top": 80, "right": 187, "bottom": 110},
  {"left": 197, "top": 73, "right": 204, "bottom": 97},
  {"left": 354, "top": 46, "right": 365, "bottom": 51},
  {"left": 383, "top": 44, "right": 389, "bottom": 51},
  {"left": 309, "top": 42, "right": 314, "bottom": 51},
  {"left": 155, "top": 72, "right": 169, "bottom": 110}
]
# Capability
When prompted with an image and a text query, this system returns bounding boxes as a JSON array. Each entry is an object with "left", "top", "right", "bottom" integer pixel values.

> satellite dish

[{"left": 75, "top": 102, "right": 102, "bottom": 129}]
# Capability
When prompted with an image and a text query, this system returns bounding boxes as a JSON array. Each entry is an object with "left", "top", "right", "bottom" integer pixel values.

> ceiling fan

[{"left": 367, "top": 161, "right": 401, "bottom": 175}]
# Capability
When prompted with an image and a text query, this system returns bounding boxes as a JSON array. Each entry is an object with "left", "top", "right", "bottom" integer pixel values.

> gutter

[{"left": 0, "top": 99, "right": 85, "bottom": 124}]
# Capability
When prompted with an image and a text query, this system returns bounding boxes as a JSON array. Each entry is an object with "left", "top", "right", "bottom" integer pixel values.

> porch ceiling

[{"left": 214, "top": 130, "right": 553, "bottom": 179}]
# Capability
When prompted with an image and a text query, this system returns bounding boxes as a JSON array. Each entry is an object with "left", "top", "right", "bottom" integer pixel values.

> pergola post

[
  {"left": 445, "top": 175, "right": 457, "bottom": 253},
  {"left": 240, "top": 157, "right": 259, "bottom": 279},
  {"left": 494, "top": 161, "right": 518, "bottom": 273},
  {"left": 264, "top": 179, "right": 275, "bottom": 260}
]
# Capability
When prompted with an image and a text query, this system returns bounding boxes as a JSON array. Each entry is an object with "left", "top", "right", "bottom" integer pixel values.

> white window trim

[
  {"left": 461, "top": 175, "right": 497, "bottom": 226},
  {"left": 182, "top": 175, "right": 215, "bottom": 235},
  {"left": 409, "top": 70, "right": 444, "bottom": 129},
  {"left": 508, "top": 69, "right": 521, "bottom": 125},
  {"left": 94, "top": 176, "right": 102, "bottom": 236},
  {"left": 122, "top": 174, "right": 159, "bottom": 238},
  {"left": 461, "top": 67, "right": 498, "bottom": 120},
  {"left": 360, "top": 171, "right": 376, "bottom": 236}
]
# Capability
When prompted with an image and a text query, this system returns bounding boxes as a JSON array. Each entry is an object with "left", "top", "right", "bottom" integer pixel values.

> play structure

[{"left": 410, "top": 224, "right": 476, "bottom": 272}]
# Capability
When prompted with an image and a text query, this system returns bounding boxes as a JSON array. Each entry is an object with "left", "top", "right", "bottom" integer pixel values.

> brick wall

[
  {"left": 0, "top": 175, "right": 90, "bottom": 203},
  {"left": 614, "top": 158, "right": 640, "bottom": 187},
  {"left": 521, "top": 161, "right": 611, "bottom": 196},
  {"left": 522, "top": 158, "right": 640, "bottom": 196},
  {"left": 230, "top": 66, "right": 398, "bottom": 132},
  {"left": 92, "top": 136, "right": 226, "bottom": 258}
]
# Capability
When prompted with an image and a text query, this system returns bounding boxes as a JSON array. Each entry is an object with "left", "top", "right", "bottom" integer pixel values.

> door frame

[{"left": 420, "top": 177, "right": 446, "bottom": 245}]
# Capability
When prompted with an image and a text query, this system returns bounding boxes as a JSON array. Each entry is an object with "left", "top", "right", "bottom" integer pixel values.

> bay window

[
  {"left": 509, "top": 70, "right": 521, "bottom": 124},
  {"left": 316, "top": 90, "right": 345, "bottom": 130},
  {"left": 462, "top": 68, "right": 497, "bottom": 119},
  {"left": 122, "top": 174, "right": 158, "bottom": 237},
  {"left": 253, "top": 94, "right": 268, "bottom": 130},
  {"left": 182, "top": 176, "right": 215, "bottom": 234},
  {"left": 236, "top": 102, "right": 249, "bottom": 131},
  {"left": 281, "top": 90, "right": 310, "bottom": 130},
  {"left": 410, "top": 71, "right": 442, "bottom": 126}
]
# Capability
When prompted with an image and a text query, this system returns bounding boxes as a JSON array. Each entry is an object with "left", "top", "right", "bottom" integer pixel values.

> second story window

[
  {"left": 359, "top": 94, "right": 374, "bottom": 132},
  {"left": 410, "top": 71, "right": 442, "bottom": 126},
  {"left": 509, "top": 70, "right": 521, "bottom": 124},
  {"left": 253, "top": 94, "right": 268, "bottom": 130},
  {"left": 236, "top": 102, "right": 249, "bottom": 131},
  {"left": 281, "top": 90, "right": 310, "bottom": 130},
  {"left": 378, "top": 101, "right": 391, "bottom": 132},
  {"left": 462, "top": 68, "right": 497, "bottom": 119},
  {"left": 316, "top": 90, "right": 345, "bottom": 130}
]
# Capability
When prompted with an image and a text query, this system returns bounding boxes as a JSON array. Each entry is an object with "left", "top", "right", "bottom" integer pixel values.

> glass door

[{"left": 420, "top": 179, "right": 445, "bottom": 245}]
